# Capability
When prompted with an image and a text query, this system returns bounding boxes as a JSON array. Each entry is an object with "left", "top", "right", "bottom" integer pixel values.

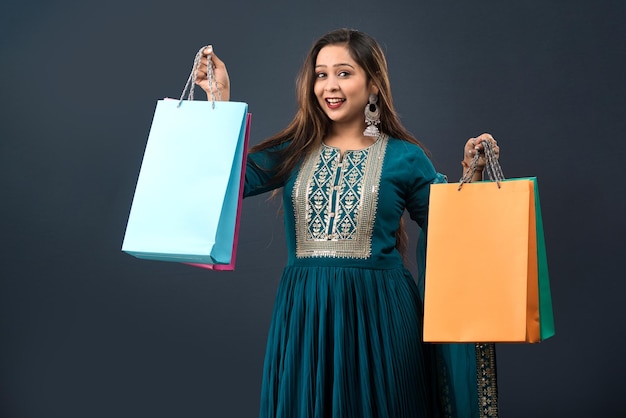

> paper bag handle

[
  {"left": 458, "top": 139, "right": 504, "bottom": 190},
  {"left": 178, "top": 45, "right": 222, "bottom": 108}
]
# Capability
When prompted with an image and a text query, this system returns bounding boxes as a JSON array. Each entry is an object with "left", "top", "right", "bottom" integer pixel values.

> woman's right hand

[{"left": 195, "top": 46, "right": 230, "bottom": 101}]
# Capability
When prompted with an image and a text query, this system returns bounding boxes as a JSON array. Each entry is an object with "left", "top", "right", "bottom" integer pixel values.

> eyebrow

[{"left": 315, "top": 63, "right": 356, "bottom": 69}]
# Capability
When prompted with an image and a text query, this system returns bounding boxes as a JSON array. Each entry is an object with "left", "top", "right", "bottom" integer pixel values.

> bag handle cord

[
  {"left": 178, "top": 46, "right": 222, "bottom": 108},
  {"left": 458, "top": 139, "right": 504, "bottom": 190}
]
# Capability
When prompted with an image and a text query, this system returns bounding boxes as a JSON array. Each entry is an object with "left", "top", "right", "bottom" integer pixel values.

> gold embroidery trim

[
  {"left": 292, "top": 135, "right": 388, "bottom": 259},
  {"left": 476, "top": 343, "right": 499, "bottom": 418}
]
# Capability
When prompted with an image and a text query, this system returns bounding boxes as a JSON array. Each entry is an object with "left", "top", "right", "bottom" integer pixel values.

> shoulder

[
  {"left": 384, "top": 136, "right": 431, "bottom": 165},
  {"left": 385, "top": 136, "right": 427, "bottom": 156},
  {"left": 383, "top": 136, "right": 438, "bottom": 183}
]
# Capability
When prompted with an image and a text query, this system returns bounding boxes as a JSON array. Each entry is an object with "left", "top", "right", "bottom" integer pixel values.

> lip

[{"left": 325, "top": 97, "right": 345, "bottom": 109}]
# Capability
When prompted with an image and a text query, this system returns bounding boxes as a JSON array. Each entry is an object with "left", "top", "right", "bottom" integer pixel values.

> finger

[
  {"left": 464, "top": 138, "right": 476, "bottom": 157},
  {"left": 194, "top": 69, "right": 208, "bottom": 80},
  {"left": 466, "top": 146, "right": 482, "bottom": 157},
  {"left": 199, "top": 46, "right": 218, "bottom": 70},
  {"left": 202, "top": 45, "right": 213, "bottom": 57},
  {"left": 474, "top": 134, "right": 498, "bottom": 154},
  {"left": 473, "top": 134, "right": 491, "bottom": 145},
  {"left": 210, "top": 51, "right": 225, "bottom": 69},
  {"left": 199, "top": 57, "right": 215, "bottom": 71},
  {"left": 201, "top": 46, "right": 224, "bottom": 69}
]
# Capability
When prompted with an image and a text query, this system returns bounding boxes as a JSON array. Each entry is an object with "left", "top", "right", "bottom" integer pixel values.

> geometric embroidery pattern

[
  {"left": 476, "top": 343, "right": 499, "bottom": 418},
  {"left": 292, "top": 135, "right": 388, "bottom": 259}
]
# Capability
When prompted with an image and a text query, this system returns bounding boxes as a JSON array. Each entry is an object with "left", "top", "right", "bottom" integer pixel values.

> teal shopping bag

[
  {"left": 122, "top": 99, "right": 249, "bottom": 265},
  {"left": 531, "top": 177, "right": 555, "bottom": 340}
]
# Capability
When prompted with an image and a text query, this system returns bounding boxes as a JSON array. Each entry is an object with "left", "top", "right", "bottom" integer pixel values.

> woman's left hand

[{"left": 462, "top": 133, "right": 500, "bottom": 173}]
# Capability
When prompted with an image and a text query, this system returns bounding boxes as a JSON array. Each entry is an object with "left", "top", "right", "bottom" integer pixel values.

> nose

[{"left": 324, "top": 75, "right": 339, "bottom": 92}]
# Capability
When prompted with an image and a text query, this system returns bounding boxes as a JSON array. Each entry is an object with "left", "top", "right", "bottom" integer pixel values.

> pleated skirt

[{"left": 259, "top": 265, "right": 437, "bottom": 418}]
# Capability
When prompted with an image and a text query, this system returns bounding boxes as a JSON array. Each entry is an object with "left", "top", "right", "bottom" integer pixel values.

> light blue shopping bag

[{"left": 122, "top": 99, "right": 249, "bottom": 265}]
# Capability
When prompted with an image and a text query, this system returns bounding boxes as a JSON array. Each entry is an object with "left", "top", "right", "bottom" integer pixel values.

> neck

[
  {"left": 326, "top": 121, "right": 369, "bottom": 141},
  {"left": 324, "top": 122, "right": 376, "bottom": 152}
]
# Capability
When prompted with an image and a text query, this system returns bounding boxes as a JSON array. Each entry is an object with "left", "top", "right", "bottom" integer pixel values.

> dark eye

[
  {"left": 338, "top": 71, "right": 350, "bottom": 77},
  {"left": 316, "top": 72, "right": 327, "bottom": 79}
]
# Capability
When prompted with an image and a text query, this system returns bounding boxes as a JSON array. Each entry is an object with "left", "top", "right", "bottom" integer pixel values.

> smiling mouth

[{"left": 325, "top": 98, "right": 345, "bottom": 109}]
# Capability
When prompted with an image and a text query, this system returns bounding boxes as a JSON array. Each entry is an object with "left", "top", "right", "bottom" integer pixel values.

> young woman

[{"left": 196, "top": 28, "right": 498, "bottom": 418}]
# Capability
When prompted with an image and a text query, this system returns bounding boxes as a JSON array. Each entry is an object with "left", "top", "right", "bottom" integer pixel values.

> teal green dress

[{"left": 244, "top": 135, "right": 480, "bottom": 418}]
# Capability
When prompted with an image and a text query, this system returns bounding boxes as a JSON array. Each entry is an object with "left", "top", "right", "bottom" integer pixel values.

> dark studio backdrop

[{"left": 1, "top": 0, "right": 624, "bottom": 417}]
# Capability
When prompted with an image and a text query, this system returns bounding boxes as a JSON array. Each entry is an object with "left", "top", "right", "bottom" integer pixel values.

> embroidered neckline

[
  {"left": 292, "top": 134, "right": 388, "bottom": 259},
  {"left": 321, "top": 134, "right": 383, "bottom": 155}
]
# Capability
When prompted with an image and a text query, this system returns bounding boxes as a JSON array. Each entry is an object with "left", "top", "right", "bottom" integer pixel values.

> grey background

[{"left": 1, "top": 0, "right": 625, "bottom": 417}]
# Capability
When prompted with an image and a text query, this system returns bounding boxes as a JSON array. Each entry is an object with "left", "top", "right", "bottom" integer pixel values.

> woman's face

[{"left": 313, "top": 44, "right": 378, "bottom": 130}]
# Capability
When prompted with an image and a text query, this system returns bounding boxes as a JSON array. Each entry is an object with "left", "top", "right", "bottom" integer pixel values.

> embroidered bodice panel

[
  {"left": 291, "top": 136, "right": 388, "bottom": 259},
  {"left": 244, "top": 135, "right": 440, "bottom": 268}
]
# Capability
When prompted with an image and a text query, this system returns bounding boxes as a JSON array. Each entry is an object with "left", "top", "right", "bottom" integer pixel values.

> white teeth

[{"left": 326, "top": 98, "right": 344, "bottom": 104}]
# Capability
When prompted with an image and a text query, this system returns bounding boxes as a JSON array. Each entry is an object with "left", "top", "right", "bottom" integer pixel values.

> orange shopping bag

[{"left": 423, "top": 178, "right": 554, "bottom": 343}]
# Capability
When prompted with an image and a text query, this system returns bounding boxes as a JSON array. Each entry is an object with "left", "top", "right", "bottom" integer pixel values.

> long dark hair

[{"left": 250, "top": 28, "right": 428, "bottom": 255}]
